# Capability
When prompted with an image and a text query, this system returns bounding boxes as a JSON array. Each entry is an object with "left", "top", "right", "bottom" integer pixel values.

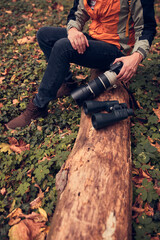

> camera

[
  {"left": 83, "top": 100, "right": 134, "bottom": 130},
  {"left": 71, "top": 61, "right": 123, "bottom": 105}
]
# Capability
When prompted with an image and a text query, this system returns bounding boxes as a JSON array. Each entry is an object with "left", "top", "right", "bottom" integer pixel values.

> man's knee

[
  {"left": 53, "top": 38, "right": 72, "bottom": 55},
  {"left": 37, "top": 27, "right": 49, "bottom": 44}
]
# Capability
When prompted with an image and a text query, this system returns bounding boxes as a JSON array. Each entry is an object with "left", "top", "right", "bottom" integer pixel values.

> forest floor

[{"left": 0, "top": 0, "right": 160, "bottom": 239}]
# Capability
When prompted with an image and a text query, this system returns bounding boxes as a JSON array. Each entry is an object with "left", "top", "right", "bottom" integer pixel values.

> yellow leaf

[
  {"left": 38, "top": 208, "right": 48, "bottom": 221},
  {"left": 9, "top": 199, "right": 16, "bottom": 213},
  {"left": 0, "top": 143, "right": 13, "bottom": 154}
]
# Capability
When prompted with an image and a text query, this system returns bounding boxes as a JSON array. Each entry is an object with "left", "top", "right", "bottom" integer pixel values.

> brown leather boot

[
  {"left": 56, "top": 80, "right": 77, "bottom": 98},
  {"left": 6, "top": 99, "right": 48, "bottom": 129}
]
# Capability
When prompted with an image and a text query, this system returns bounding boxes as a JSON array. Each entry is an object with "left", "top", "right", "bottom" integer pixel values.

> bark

[{"left": 47, "top": 70, "right": 132, "bottom": 240}]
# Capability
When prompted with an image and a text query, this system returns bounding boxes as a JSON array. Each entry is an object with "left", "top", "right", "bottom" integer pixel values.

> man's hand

[
  {"left": 68, "top": 27, "right": 89, "bottom": 54},
  {"left": 113, "top": 52, "right": 143, "bottom": 83}
]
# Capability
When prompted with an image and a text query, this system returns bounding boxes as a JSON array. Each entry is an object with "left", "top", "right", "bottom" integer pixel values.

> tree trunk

[{"left": 47, "top": 70, "right": 132, "bottom": 240}]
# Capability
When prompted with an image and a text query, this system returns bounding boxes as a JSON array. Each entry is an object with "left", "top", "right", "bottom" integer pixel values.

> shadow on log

[{"left": 47, "top": 69, "right": 132, "bottom": 240}]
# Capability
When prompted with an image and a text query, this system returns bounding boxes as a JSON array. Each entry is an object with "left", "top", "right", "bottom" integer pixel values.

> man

[{"left": 6, "top": 0, "right": 156, "bottom": 129}]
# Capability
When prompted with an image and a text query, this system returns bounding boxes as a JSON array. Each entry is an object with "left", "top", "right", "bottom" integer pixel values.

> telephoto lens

[
  {"left": 92, "top": 104, "right": 134, "bottom": 130},
  {"left": 83, "top": 100, "right": 119, "bottom": 115},
  {"left": 71, "top": 61, "right": 123, "bottom": 105}
]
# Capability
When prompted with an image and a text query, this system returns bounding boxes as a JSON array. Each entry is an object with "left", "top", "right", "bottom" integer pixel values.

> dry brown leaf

[
  {"left": 0, "top": 26, "right": 6, "bottom": 32},
  {"left": 144, "top": 202, "right": 154, "bottom": 216},
  {"left": 148, "top": 136, "right": 160, "bottom": 153},
  {"left": 7, "top": 208, "right": 23, "bottom": 219},
  {"left": 0, "top": 187, "right": 6, "bottom": 195},
  {"left": 7, "top": 208, "right": 23, "bottom": 226},
  {"left": 132, "top": 206, "right": 144, "bottom": 213},
  {"left": 153, "top": 103, "right": 160, "bottom": 122},
  {"left": 13, "top": 99, "right": 19, "bottom": 105},
  {"left": 17, "top": 36, "right": 35, "bottom": 45},
  {"left": 76, "top": 74, "right": 87, "bottom": 80},
  {"left": 52, "top": 2, "right": 64, "bottom": 12},
  {"left": 0, "top": 76, "right": 5, "bottom": 84},
  {"left": 1, "top": 68, "right": 9, "bottom": 76},
  {"left": 154, "top": 180, "right": 160, "bottom": 196},
  {"left": 38, "top": 156, "right": 52, "bottom": 163},
  {"left": 5, "top": 10, "right": 12, "bottom": 14},
  {"left": 8, "top": 219, "right": 46, "bottom": 240},
  {"left": 140, "top": 169, "right": 152, "bottom": 180},
  {"left": 136, "top": 100, "right": 143, "bottom": 109},
  {"left": 37, "top": 126, "right": 42, "bottom": 131},
  {"left": 30, "top": 185, "right": 44, "bottom": 209},
  {"left": 0, "top": 103, "right": 3, "bottom": 108},
  {"left": 8, "top": 137, "right": 30, "bottom": 154},
  {"left": 8, "top": 208, "right": 48, "bottom": 240}
]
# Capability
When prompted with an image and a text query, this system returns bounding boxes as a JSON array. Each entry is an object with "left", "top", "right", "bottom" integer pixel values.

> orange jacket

[{"left": 67, "top": 0, "right": 156, "bottom": 58}]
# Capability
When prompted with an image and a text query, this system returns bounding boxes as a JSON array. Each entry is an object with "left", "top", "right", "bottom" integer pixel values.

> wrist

[
  {"left": 68, "top": 27, "right": 79, "bottom": 34},
  {"left": 132, "top": 52, "right": 143, "bottom": 63}
]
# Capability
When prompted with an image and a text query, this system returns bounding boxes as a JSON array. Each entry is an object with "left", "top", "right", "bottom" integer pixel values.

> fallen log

[{"left": 47, "top": 69, "right": 132, "bottom": 240}]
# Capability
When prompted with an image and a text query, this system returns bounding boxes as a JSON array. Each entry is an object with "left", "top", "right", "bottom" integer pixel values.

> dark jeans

[{"left": 34, "top": 27, "right": 124, "bottom": 108}]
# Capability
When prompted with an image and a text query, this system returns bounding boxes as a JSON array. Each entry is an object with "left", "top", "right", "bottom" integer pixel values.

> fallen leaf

[
  {"left": 136, "top": 100, "right": 143, "bottom": 109},
  {"left": 148, "top": 136, "right": 160, "bottom": 152},
  {"left": 7, "top": 208, "right": 23, "bottom": 226},
  {"left": 38, "top": 208, "right": 48, "bottom": 222},
  {"left": 76, "top": 74, "right": 87, "bottom": 80},
  {"left": 8, "top": 219, "right": 46, "bottom": 240},
  {"left": 1, "top": 68, "right": 9, "bottom": 76},
  {"left": 0, "top": 187, "right": 6, "bottom": 195},
  {"left": 52, "top": 2, "right": 64, "bottom": 12},
  {"left": 5, "top": 10, "right": 12, "bottom": 14},
  {"left": 13, "top": 99, "right": 19, "bottom": 105},
  {"left": 30, "top": 185, "right": 44, "bottom": 209},
  {"left": 7, "top": 208, "right": 48, "bottom": 240},
  {"left": 0, "top": 103, "right": 3, "bottom": 108},
  {"left": 154, "top": 180, "right": 160, "bottom": 196},
  {"left": 153, "top": 103, "right": 160, "bottom": 122},
  {"left": 8, "top": 137, "right": 30, "bottom": 154},
  {"left": 0, "top": 76, "right": 5, "bottom": 84},
  {"left": 37, "top": 126, "right": 42, "bottom": 131},
  {"left": 0, "top": 143, "right": 13, "bottom": 154},
  {"left": 17, "top": 36, "right": 35, "bottom": 45},
  {"left": 132, "top": 206, "right": 144, "bottom": 213},
  {"left": 0, "top": 26, "right": 6, "bottom": 32},
  {"left": 144, "top": 202, "right": 154, "bottom": 216},
  {"left": 7, "top": 208, "right": 23, "bottom": 219}
]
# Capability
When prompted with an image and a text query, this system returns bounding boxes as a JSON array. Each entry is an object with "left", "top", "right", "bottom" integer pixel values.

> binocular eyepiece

[
  {"left": 83, "top": 100, "right": 134, "bottom": 130},
  {"left": 71, "top": 61, "right": 123, "bottom": 105}
]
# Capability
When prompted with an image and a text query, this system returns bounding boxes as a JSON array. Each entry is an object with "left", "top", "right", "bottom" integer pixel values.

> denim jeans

[{"left": 34, "top": 27, "right": 124, "bottom": 108}]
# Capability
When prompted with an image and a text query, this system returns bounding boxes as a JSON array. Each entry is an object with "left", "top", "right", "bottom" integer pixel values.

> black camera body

[
  {"left": 71, "top": 61, "right": 123, "bottom": 105},
  {"left": 83, "top": 100, "right": 134, "bottom": 130}
]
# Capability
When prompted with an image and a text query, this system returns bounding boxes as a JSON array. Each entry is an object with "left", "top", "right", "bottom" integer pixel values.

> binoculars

[
  {"left": 71, "top": 61, "right": 123, "bottom": 105},
  {"left": 83, "top": 100, "right": 134, "bottom": 130}
]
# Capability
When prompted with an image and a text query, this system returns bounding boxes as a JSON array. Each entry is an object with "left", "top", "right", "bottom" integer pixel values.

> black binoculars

[
  {"left": 83, "top": 100, "right": 134, "bottom": 130},
  {"left": 71, "top": 61, "right": 123, "bottom": 105}
]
